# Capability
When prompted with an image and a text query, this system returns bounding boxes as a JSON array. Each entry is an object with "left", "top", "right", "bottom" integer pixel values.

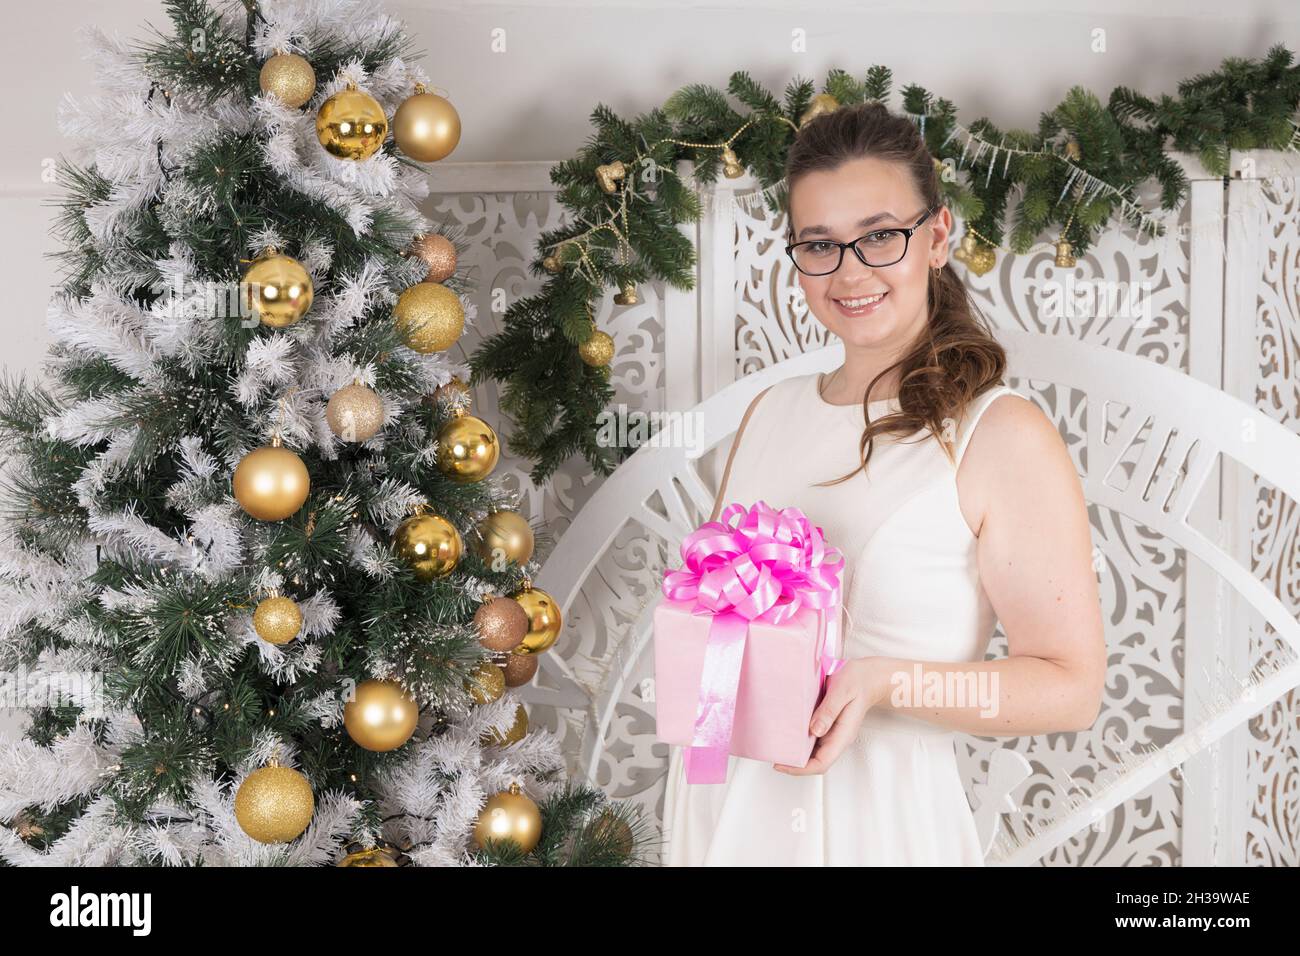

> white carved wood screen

[{"left": 425, "top": 151, "right": 1299, "bottom": 866}]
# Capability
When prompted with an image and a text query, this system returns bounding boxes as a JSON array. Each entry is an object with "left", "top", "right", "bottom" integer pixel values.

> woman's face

[{"left": 787, "top": 156, "right": 951, "bottom": 350}]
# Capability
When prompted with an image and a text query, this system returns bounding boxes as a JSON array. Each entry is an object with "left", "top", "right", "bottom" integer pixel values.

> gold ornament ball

[
  {"left": 432, "top": 378, "right": 471, "bottom": 406},
  {"left": 514, "top": 585, "right": 562, "bottom": 654},
  {"left": 578, "top": 330, "right": 615, "bottom": 367},
  {"left": 394, "top": 282, "right": 464, "bottom": 353},
  {"left": 473, "top": 596, "right": 530, "bottom": 652},
  {"left": 481, "top": 703, "right": 528, "bottom": 747},
  {"left": 393, "top": 88, "right": 461, "bottom": 162},
  {"left": 316, "top": 87, "right": 388, "bottom": 160},
  {"left": 473, "top": 782, "right": 542, "bottom": 853},
  {"left": 327, "top": 383, "right": 384, "bottom": 442},
  {"left": 234, "top": 765, "right": 315, "bottom": 844},
  {"left": 233, "top": 445, "right": 310, "bottom": 521},
  {"left": 243, "top": 253, "right": 313, "bottom": 328},
  {"left": 337, "top": 846, "right": 399, "bottom": 867},
  {"left": 475, "top": 510, "right": 534, "bottom": 570},
  {"left": 590, "top": 810, "right": 635, "bottom": 857},
  {"left": 253, "top": 595, "right": 302, "bottom": 645},
  {"left": 259, "top": 53, "right": 316, "bottom": 109},
  {"left": 343, "top": 678, "right": 420, "bottom": 752},
  {"left": 393, "top": 512, "right": 462, "bottom": 580},
  {"left": 465, "top": 662, "right": 506, "bottom": 704},
  {"left": 502, "top": 649, "right": 539, "bottom": 687},
  {"left": 411, "top": 233, "right": 458, "bottom": 283},
  {"left": 435, "top": 414, "right": 499, "bottom": 483}
]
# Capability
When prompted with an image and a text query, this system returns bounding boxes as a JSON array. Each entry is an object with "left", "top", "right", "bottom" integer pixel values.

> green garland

[{"left": 470, "top": 46, "right": 1300, "bottom": 483}]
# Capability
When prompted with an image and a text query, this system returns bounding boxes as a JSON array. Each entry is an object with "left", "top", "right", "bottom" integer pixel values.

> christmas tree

[{"left": 0, "top": 0, "right": 647, "bottom": 866}]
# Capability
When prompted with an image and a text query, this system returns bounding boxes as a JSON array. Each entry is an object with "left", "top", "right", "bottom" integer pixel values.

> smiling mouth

[{"left": 832, "top": 291, "right": 888, "bottom": 315}]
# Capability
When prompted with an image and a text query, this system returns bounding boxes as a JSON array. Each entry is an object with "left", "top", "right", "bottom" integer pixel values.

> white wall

[{"left": 1, "top": 0, "right": 1296, "bottom": 744}]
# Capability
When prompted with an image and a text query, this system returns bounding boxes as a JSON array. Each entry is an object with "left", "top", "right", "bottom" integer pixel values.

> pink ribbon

[{"left": 662, "top": 501, "right": 845, "bottom": 783}]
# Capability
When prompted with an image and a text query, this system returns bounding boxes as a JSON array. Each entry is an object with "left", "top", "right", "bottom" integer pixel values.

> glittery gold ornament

[
  {"left": 475, "top": 510, "right": 534, "bottom": 570},
  {"left": 503, "top": 648, "right": 539, "bottom": 687},
  {"left": 590, "top": 809, "right": 635, "bottom": 857},
  {"left": 337, "top": 846, "right": 399, "bottom": 867},
  {"left": 435, "top": 411, "right": 499, "bottom": 483},
  {"left": 259, "top": 52, "right": 316, "bottom": 108},
  {"left": 432, "top": 377, "right": 470, "bottom": 406},
  {"left": 578, "top": 329, "right": 614, "bottom": 367},
  {"left": 799, "top": 92, "right": 840, "bottom": 128},
  {"left": 394, "top": 282, "right": 464, "bottom": 353},
  {"left": 481, "top": 703, "right": 528, "bottom": 747},
  {"left": 473, "top": 782, "right": 541, "bottom": 853},
  {"left": 234, "top": 762, "right": 315, "bottom": 844},
  {"left": 392, "top": 84, "right": 461, "bottom": 162},
  {"left": 465, "top": 661, "right": 506, "bottom": 704},
  {"left": 393, "top": 510, "right": 462, "bottom": 580},
  {"left": 595, "top": 160, "right": 626, "bottom": 194},
  {"left": 410, "top": 233, "right": 457, "bottom": 283},
  {"left": 243, "top": 251, "right": 313, "bottom": 328},
  {"left": 343, "top": 678, "right": 419, "bottom": 752},
  {"left": 612, "top": 282, "right": 639, "bottom": 306},
  {"left": 326, "top": 382, "right": 384, "bottom": 442},
  {"left": 541, "top": 253, "right": 562, "bottom": 273},
  {"left": 233, "top": 439, "right": 310, "bottom": 522},
  {"left": 1065, "top": 139, "right": 1082, "bottom": 161},
  {"left": 253, "top": 594, "right": 302, "bottom": 645},
  {"left": 315, "top": 84, "right": 388, "bottom": 160},
  {"left": 473, "top": 595, "right": 529, "bottom": 651},
  {"left": 513, "top": 582, "right": 561, "bottom": 654},
  {"left": 952, "top": 232, "right": 996, "bottom": 277},
  {"left": 1054, "top": 238, "right": 1077, "bottom": 268},
  {"left": 721, "top": 145, "right": 744, "bottom": 178}
]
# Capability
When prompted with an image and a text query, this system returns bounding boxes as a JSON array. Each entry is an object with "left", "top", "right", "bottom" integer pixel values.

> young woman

[{"left": 661, "top": 102, "right": 1107, "bottom": 866}]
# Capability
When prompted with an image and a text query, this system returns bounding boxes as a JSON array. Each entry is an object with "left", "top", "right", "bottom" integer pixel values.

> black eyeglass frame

[{"left": 785, "top": 205, "right": 939, "bottom": 276}]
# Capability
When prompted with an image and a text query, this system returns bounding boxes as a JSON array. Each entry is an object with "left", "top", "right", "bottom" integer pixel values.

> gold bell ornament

[
  {"left": 799, "top": 93, "right": 840, "bottom": 128},
  {"left": 474, "top": 509, "right": 534, "bottom": 571},
  {"left": 410, "top": 232, "right": 458, "bottom": 283},
  {"left": 595, "top": 160, "right": 626, "bottom": 194},
  {"left": 316, "top": 82, "right": 388, "bottom": 160},
  {"left": 232, "top": 436, "right": 310, "bottom": 522},
  {"left": 472, "top": 781, "right": 542, "bottom": 853},
  {"left": 234, "top": 758, "right": 315, "bottom": 844},
  {"left": 436, "top": 408, "right": 499, "bottom": 483},
  {"left": 259, "top": 51, "right": 316, "bottom": 109},
  {"left": 243, "top": 249, "right": 313, "bottom": 328},
  {"left": 720, "top": 145, "right": 744, "bottom": 178},
  {"left": 252, "top": 593, "right": 302, "bottom": 645},
  {"left": 513, "top": 579, "right": 562, "bottom": 654},
  {"left": 326, "top": 381, "right": 384, "bottom": 443},
  {"left": 343, "top": 678, "right": 420, "bottom": 752},
  {"left": 392, "top": 506, "right": 462, "bottom": 580},
  {"left": 612, "top": 282, "right": 639, "bottom": 306},
  {"left": 1053, "top": 237, "right": 1077, "bottom": 268},
  {"left": 392, "top": 83, "right": 461, "bottom": 162},
  {"left": 952, "top": 231, "right": 997, "bottom": 278},
  {"left": 394, "top": 282, "right": 464, "bottom": 353}
]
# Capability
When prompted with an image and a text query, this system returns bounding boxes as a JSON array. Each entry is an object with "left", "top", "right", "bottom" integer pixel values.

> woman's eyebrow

[{"left": 796, "top": 211, "right": 898, "bottom": 240}]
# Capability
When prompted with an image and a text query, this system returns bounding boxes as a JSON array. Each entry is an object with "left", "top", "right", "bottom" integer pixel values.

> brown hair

[{"left": 784, "top": 101, "right": 1007, "bottom": 484}]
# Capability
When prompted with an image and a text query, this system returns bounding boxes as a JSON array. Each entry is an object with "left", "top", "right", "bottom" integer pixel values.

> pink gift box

[{"left": 654, "top": 597, "right": 842, "bottom": 769}]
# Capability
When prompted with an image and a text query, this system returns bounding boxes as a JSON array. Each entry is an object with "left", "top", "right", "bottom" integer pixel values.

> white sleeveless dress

[{"left": 661, "top": 371, "right": 1020, "bottom": 866}]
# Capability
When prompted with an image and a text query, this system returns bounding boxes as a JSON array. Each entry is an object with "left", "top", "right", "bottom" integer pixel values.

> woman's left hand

[{"left": 773, "top": 657, "right": 891, "bottom": 775}]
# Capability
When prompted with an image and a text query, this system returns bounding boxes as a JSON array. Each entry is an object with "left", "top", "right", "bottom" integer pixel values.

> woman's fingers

[{"left": 776, "top": 696, "right": 868, "bottom": 775}]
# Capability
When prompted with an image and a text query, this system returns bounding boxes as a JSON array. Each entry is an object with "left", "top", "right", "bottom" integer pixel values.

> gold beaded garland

[
  {"left": 392, "top": 84, "right": 461, "bottom": 162},
  {"left": 253, "top": 594, "right": 302, "bottom": 645},
  {"left": 343, "top": 678, "right": 419, "bottom": 752},
  {"left": 232, "top": 440, "right": 310, "bottom": 522},
  {"left": 234, "top": 763, "right": 315, "bottom": 844},
  {"left": 259, "top": 52, "right": 316, "bottom": 108},
  {"left": 394, "top": 282, "right": 464, "bottom": 353},
  {"left": 393, "top": 511, "right": 462, "bottom": 580},
  {"left": 316, "top": 85, "right": 388, "bottom": 160},
  {"left": 473, "top": 782, "right": 542, "bottom": 853},
  {"left": 243, "top": 252, "right": 313, "bottom": 328},
  {"left": 435, "top": 412, "right": 499, "bottom": 483},
  {"left": 326, "top": 382, "right": 384, "bottom": 442}
]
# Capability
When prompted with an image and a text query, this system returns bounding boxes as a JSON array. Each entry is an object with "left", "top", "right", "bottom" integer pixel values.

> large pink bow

[{"left": 662, "top": 501, "right": 845, "bottom": 783}]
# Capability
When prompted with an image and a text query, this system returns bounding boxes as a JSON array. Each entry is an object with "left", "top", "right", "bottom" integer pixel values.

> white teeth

[{"left": 837, "top": 293, "right": 885, "bottom": 308}]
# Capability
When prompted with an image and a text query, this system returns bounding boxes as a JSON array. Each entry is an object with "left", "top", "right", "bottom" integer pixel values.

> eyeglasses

[{"left": 785, "top": 206, "right": 938, "bottom": 276}]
